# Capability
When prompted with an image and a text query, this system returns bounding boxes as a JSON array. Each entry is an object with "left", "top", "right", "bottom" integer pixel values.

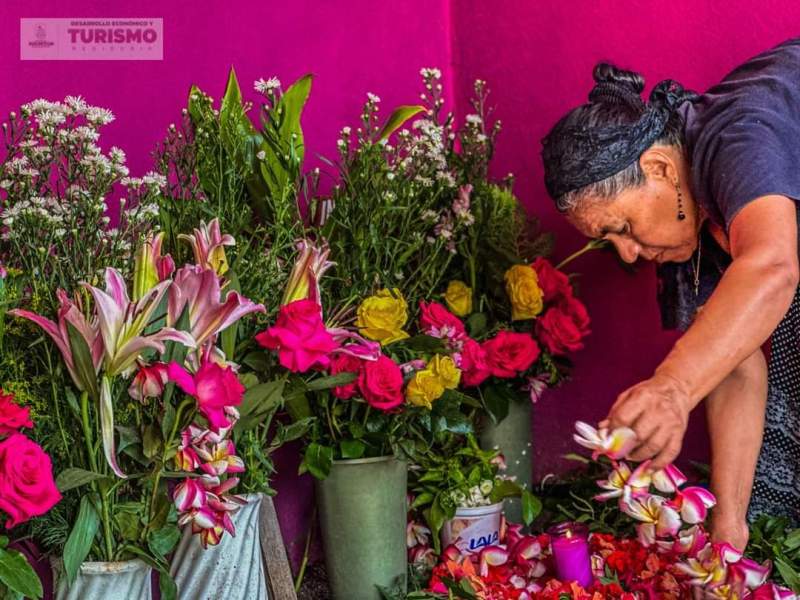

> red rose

[
  {"left": 330, "top": 354, "right": 362, "bottom": 400},
  {"left": 482, "top": 331, "right": 540, "bottom": 378},
  {"left": 0, "top": 433, "right": 61, "bottom": 528},
  {"left": 532, "top": 257, "right": 572, "bottom": 303},
  {"left": 459, "top": 338, "right": 491, "bottom": 387},
  {"left": 536, "top": 295, "right": 590, "bottom": 355},
  {"left": 0, "top": 390, "right": 33, "bottom": 435},
  {"left": 419, "top": 301, "right": 466, "bottom": 340},
  {"left": 358, "top": 355, "right": 404, "bottom": 411}
]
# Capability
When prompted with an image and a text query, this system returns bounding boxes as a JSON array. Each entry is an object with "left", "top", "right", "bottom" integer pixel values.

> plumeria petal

[
  {"left": 478, "top": 545, "right": 509, "bottom": 577},
  {"left": 652, "top": 463, "right": 688, "bottom": 494},
  {"left": 573, "top": 421, "right": 637, "bottom": 460},
  {"left": 676, "top": 486, "right": 717, "bottom": 524}
]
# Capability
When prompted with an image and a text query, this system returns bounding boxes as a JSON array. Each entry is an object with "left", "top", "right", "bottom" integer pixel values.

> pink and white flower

[{"left": 573, "top": 421, "right": 637, "bottom": 461}]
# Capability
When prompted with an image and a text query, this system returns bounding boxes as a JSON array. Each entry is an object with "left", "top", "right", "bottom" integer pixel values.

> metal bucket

[
  {"left": 480, "top": 398, "right": 533, "bottom": 523},
  {"left": 171, "top": 493, "right": 268, "bottom": 600},
  {"left": 54, "top": 559, "right": 152, "bottom": 600},
  {"left": 316, "top": 456, "right": 408, "bottom": 600}
]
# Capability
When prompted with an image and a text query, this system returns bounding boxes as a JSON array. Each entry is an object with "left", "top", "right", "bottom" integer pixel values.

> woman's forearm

[{"left": 657, "top": 255, "right": 797, "bottom": 409}]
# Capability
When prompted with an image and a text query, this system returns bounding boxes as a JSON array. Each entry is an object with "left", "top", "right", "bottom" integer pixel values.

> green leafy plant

[
  {"left": 748, "top": 516, "right": 800, "bottom": 591},
  {"left": 0, "top": 536, "right": 43, "bottom": 599}
]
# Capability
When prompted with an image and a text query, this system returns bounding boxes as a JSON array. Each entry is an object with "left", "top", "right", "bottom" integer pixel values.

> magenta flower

[
  {"left": 0, "top": 390, "right": 33, "bottom": 435},
  {"left": 167, "top": 359, "right": 245, "bottom": 432},
  {"left": 256, "top": 299, "right": 338, "bottom": 372},
  {"left": 173, "top": 478, "right": 208, "bottom": 513},
  {"left": 168, "top": 265, "right": 265, "bottom": 348},
  {"left": 672, "top": 486, "right": 717, "bottom": 524}
]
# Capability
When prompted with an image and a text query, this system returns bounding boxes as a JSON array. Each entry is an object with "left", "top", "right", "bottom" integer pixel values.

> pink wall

[
  {"left": 450, "top": 0, "right": 800, "bottom": 478},
  {"left": 3, "top": 0, "right": 800, "bottom": 566}
]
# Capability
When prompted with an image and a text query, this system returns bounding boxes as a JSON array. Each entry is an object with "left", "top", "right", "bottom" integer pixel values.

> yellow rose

[
  {"left": 429, "top": 354, "right": 461, "bottom": 389},
  {"left": 444, "top": 280, "right": 473, "bottom": 317},
  {"left": 405, "top": 368, "right": 445, "bottom": 410},
  {"left": 504, "top": 264, "right": 544, "bottom": 320},
  {"left": 356, "top": 288, "right": 410, "bottom": 345}
]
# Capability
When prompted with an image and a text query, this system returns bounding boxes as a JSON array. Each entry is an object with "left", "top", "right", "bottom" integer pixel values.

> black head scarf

[{"left": 541, "top": 79, "right": 698, "bottom": 201}]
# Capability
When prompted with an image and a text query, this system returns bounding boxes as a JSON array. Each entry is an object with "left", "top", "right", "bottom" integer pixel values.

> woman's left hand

[{"left": 602, "top": 372, "right": 692, "bottom": 469}]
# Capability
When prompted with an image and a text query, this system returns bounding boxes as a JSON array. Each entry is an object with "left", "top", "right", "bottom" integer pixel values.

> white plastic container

[{"left": 440, "top": 501, "right": 504, "bottom": 554}]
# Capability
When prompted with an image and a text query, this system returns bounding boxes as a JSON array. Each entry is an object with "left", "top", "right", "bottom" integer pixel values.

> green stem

[
  {"left": 555, "top": 239, "right": 608, "bottom": 271},
  {"left": 45, "top": 348, "right": 71, "bottom": 464},
  {"left": 80, "top": 391, "right": 114, "bottom": 561},
  {"left": 293, "top": 506, "right": 316, "bottom": 593}
]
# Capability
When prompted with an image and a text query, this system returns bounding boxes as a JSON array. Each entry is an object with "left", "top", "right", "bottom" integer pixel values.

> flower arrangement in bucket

[
  {"left": 407, "top": 434, "right": 540, "bottom": 557},
  {"left": 410, "top": 422, "right": 796, "bottom": 599},
  {"left": 4, "top": 214, "right": 284, "bottom": 597}
]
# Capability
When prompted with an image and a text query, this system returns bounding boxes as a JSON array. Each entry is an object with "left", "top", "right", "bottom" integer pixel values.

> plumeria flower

[
  {"left": 672, "top": 486, "right": 717, "bottom": 524},
  {"left": 656, "top": 525, "right": 708, "bottom": 556},
  {"left": 573, "top": 421, "right": 637, "bottom": 460},
  {"left": 620, "top": 493, "right": 682, "bottom": 546},
  {"left": 205, "top": 477, "right": 247, "bottom": 513},
  {"left": 727, "top": 556, "right": 772, "bottom": 590},
  {"left": 179, "top": 218, "right": 235, "bottom": 276},
  {"left": 678, "top": 542, "right": 742, "bottom": 587},
  {"left": 406, "top": 520, "right": 431, "bottom": 548},
  {"left": 196, "top": 439, "right": 245, "bottom": 477},
  {"left": 174, "top": 478, "right": 208, "bottom": 513},
  {"left": 594, "top": 461, "right": 651, "bottom": 502},
  {"left": 478, "top": 545, "right": 509, "bottom": 577},
  {"left": 651, "top": 463, "right": 688, "bottom": 494},
  {"left": 175, "top": 431, "right": 201, "bottom": 471}
]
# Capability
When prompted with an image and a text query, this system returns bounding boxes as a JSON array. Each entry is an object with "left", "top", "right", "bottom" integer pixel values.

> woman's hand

[{"left": 601, "top": 371, "right": 692, "bottom": 469}]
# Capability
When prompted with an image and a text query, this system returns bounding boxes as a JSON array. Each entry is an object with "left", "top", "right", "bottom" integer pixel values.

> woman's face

[{"left": 565, "top": 148, "right": 701, "bottom": 264}]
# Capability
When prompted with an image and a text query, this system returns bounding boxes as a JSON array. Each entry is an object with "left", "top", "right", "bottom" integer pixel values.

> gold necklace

[{"left": 692, "top": 232, "right": 702, "bottom": 297}]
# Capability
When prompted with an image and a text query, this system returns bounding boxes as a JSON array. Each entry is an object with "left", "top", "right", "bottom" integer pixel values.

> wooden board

[{"left": 259, "top": 494, "right": 298, "bottom": 600}]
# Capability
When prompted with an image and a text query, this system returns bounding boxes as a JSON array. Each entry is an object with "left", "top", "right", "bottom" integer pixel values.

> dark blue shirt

[{"left": 658, "top": 38, "right": 800, "bottom": 330}]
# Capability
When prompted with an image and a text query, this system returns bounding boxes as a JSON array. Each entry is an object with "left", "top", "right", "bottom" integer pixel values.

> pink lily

[
  {"left": 174, "top": 478, "right": 208, "bottom": 512},
  {"left": 573, "top": 421, "right": 637, "bottom": 460},
  {"left": 672, "top": 486, "right": 717, "bottom": 524},
  {"left": 84, "top": 268, "right": 195, "bottom": 377},
  {"left": 594, "top": 461, "right": 651, "bottom": 502},
  {"left": 168, "top": 265, "right": 265, "bottom": 348},
  {"left": 478, "top": 545, "right": 509, "bottom": 577},
  {"left": 620, "top": 493, "right": 682, "bottom": 540},
  {"left": 9, "top": 289, "right": 103, "bottom": 393},
  {"left": 197, "top": 439, "right": 245, "bottom": 476},
  {"left": 652, "top": 463, "right": 688, "bottom": 494},
  {"left": 328, "top": 327, "right": 382, "bottom": 361},
  {"left": 281, "top": 239, "right": 335, "bottom": 306},
  {"left": 179, "top": 218, "right": 235, "bottom": 276},
  {"left": 133, "top": 232, "right": 175, "bottom": 301}
]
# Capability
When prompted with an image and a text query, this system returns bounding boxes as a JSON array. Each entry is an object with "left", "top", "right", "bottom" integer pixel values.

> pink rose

[
  {"left": 128, "top": 362, "right": 169, "bottom": 402},
  {"left": 168, "top": 359, "right": 245, "bottom": 432},
  {"left": 482, "top": 331, "right": 540, "bottom": 378},
  {"left": 255, "top": 299, "right": 338, "bottom": 373},
  {"left": 0, "top": 390, "right": 33, "bottom": 435},
  {"left": 531, "top": 257, "right": 572, "bottom": 303},
  {"left": 536, "top": 295, "right": 590, "bottom": 355},
  {"left": 459, "top": 338, "right": 491, "bottom": 387},
  {"left": 330, "top": 354, "right": 362, "bottom": 400},
  {"left": 419, "top": 301, "right": 466, "bottom": 341},
  {"left": 358, "top": 355, "right": 404, "bottom": 411},
  {"left": 0, "top": 433, "right": 61, "bottom": 528}
]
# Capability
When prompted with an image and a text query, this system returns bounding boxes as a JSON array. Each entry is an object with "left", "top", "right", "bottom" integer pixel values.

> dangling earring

[{"left": 676, "top": 181, "right": 686, "bottom": 221}]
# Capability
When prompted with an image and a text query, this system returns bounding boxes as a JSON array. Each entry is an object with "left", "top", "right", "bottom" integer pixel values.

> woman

[{"left": 541, "top": 38, "right": 800, "bottom": 550}]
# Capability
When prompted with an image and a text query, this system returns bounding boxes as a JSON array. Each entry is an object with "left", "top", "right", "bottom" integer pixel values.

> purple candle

[{"left": 549, "top": 522, "right": 594, "bottom": 588}]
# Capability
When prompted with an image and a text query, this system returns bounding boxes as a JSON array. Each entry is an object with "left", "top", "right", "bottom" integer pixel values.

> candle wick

[{"left": 565, "top": 529, "right": 573, "bottom": 539}]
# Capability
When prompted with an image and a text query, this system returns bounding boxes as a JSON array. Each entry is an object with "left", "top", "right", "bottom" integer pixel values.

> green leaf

[
  {"left": 304, "top": 443, "right": 333, "bottom": 479},
  {"left": 143, "top": 424, "right": 162, "bottom": 459},
  {"left": 65, "top": 388, "right": 81, "bottom": 419},
  {"left": 148, "top": 524, "right": 181, "bottom": 558},
  {"left": 159, "top": 570, "right": 178, "bottom": 600},
  {"left": 66, "top": 322, "right": 99, "bottom": 400},
  {"left": 55, "top": 468, "right": 107, "bottom": 492},
  {"left": 220, "top": 270, "right": 241, "bottom": 359},
  {"left": 340, "top": 439, "right": 366, "bottom": 459},
  {"left": 400, "top": 335, "right": 447, "bottom": 354},
  {"left": 0, "top": 547, "right": 42, "bottom": 599},
  {"left": 273, "top": 418, "right": 313, "bottom": 445},
  {"left": 306, "top": 372, "right": 356, "bottom": 391},
  {"left": 284, "top": 381, "right": 312, "bottom": 420},
  {"left": 241, "top": 351, "right": 270, "bottom": 373},
  {"left": 489, "top": 479, "right": 523, "bottom": 503},
  {"left": 410, "top": 492, "right": 434, "bottom": 510},
  {"left": 377, "top": 105, "right": 425, "bottom": 141},
  {"left": 466, "top": 313, "right": 487, "bottom": 338},
  {"left": 239, "top": 380, "right": 285, "bottom": 417},
  {"left": 482, "top": 384, "right": 514, "bottom": 424},
  {"left": 521, "top": 490, "right": 543, "bottom": 525},
  {"left": 63, "top": 496, "right": 100, "bottom": 584}
]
